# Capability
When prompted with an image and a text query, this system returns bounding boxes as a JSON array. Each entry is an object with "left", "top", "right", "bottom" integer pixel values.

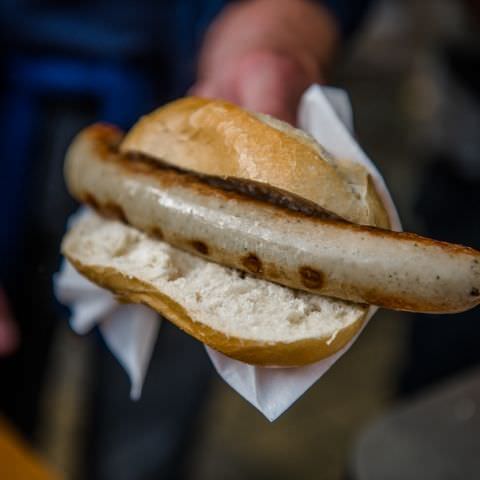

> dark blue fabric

[
  {"left": 0, "top": 1, "right": 372, "bottom": 59},
  {"left": 0, "top": 83, "right": 38, "bottom": 278},
  {"left": 0, "top": 0, "right": 374, "bottom": 280},
  {"left": 0, "top": 57, "right": 158, "bottom": 277}
]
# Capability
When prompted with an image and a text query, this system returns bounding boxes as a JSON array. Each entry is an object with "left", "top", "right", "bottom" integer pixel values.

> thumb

[{"left": 234, "top": 51, "right": 310, "bottom": 125}]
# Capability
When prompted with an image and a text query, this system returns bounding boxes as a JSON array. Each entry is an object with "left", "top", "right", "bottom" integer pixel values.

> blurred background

[{"left": 1, "top": 0, "right": 480, "bottom": 479}]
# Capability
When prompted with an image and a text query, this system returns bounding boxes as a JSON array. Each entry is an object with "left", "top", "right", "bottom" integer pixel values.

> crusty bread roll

[
  {"left": 120, "top": 97, "right": 390, "bottom": 229},
  {"left": 62, "top": 97, "right": 480, "bottom": 365}
]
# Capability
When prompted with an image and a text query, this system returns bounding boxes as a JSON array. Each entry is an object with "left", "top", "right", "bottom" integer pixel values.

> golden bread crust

[
  {"left": 65, "top": 256, "right": 368, "bottom": 366},
  {"left": 120, "top": 97, "right": 389, "bottom": 227}
]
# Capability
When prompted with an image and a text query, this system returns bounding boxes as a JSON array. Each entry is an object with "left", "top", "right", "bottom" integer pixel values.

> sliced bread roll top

[{"left": 120, "top": 97, "right": 390, "bottom": 228}]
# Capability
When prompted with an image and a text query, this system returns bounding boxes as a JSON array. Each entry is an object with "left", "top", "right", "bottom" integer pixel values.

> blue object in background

[
  {"left": 0, "top": 0, "right": 374, "bottom": 280},
  {"left": 0, "top": 56, "right": 157, "bottom": 279}
]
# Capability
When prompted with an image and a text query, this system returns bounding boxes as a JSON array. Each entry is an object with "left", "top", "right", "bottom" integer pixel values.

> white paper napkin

[{"left": 54, "top": 85, "right": 401, "bottom": 421}]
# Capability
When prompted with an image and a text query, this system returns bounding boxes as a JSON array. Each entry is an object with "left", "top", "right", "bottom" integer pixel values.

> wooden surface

[{"left": 0, "top": 417, "right": 61, "bottom": 480}]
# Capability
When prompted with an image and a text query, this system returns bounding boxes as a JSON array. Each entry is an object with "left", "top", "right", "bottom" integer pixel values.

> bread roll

[
  {"left": 120, "top": 97, "right": 390, "bottom": 229},
  {"left": 61, "top": 97, "right": 480, "bottom": 365},
  {"left": 63, "top": 211, "right": 369, "bottom": 366}
]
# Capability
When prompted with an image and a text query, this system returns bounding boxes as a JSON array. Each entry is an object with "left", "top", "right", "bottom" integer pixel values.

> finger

[
  {"left": 189, "top": 80, "right": 241, "bottom": 105},
  {"left": 234, "top": 51, "right": 309, "bottom": 125},
  {"left": 188, "top": 82, "right": 218, "bottom": 98},
  {"left": 0, "top": 289, "right": 19, "bottom": 356}
]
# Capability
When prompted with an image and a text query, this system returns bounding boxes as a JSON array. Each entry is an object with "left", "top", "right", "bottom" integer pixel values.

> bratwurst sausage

[{"left": 65, "top": 124, "right": 480, "bottom": 313}]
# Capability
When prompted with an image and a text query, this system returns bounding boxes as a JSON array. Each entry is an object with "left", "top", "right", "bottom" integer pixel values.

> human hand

[
  {"left": 191, "top": 0, "right": 340, "bottom": 124},
  {"left": 0, "top": 288, "right": 19, "bottom": 356}
]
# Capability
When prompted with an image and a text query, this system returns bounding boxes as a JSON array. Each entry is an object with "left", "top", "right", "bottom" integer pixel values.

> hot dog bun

[
  {"left": 120, "top": 97, "right": 390, "bottom": 229},
  {"left": 63, "top": 210, "right": 369, "bottom": 366},
  {"left": 62, "top": 97, "right": 480, "bottom": 365}
]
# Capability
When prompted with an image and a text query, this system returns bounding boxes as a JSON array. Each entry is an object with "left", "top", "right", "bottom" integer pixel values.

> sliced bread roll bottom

[{"left": 63, "top": 212, "right": 369, "bottom": 366}]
